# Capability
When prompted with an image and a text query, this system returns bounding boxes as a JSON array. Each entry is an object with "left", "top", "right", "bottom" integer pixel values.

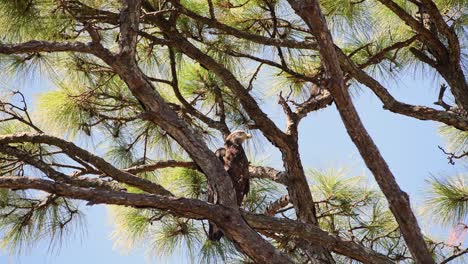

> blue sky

[{"left": 0, "top": 65, "right": 464, "bottom": 263}]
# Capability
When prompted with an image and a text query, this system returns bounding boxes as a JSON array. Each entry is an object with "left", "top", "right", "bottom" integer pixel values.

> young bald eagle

[{"left": 208, "top": 130, "right": 252, "bottom": 241}]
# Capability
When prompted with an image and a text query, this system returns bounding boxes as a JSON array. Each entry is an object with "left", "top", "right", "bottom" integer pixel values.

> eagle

[{"left": 208, "top": 130, "right": 252, "bottom": 241}]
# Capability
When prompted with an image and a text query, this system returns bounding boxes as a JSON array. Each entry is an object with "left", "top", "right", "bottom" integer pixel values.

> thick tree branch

[
  {"left": 245, "top": 213, "right": 393, "bottom": 264},
  {"left": 338, "top": 51, "right": 468, "bottom": 131},
  {"left": 295, "top": 88, "right": 333, "bottom": 120},
  {"left": 0, "top": 40, "right": 93, "bottom": 55},
  {"left": 419, "top": 0, "right": 460, "bottom": 59},
  {"left": 248, "top": 165, "right": 288, "bottom": 185},
  {"left": 0, "top": 176, "right": 393, "bottom": 264},
  {"left": 124, "top": 162, "right": 289, "bottom": 186},
  {"left": 0, "top": 132, "right": 290, "bottom": 262},
  {"left": 286, "top": 0, "right": 434, "bottom": 262},
  {"left": 118, "top": 0, "right": 142, "bottom": 58}
]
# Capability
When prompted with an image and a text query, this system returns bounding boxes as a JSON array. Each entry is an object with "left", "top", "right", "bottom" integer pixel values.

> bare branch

[
  {"left": 338, "top": 50, "right": 468, "bottom": 131},
  {"left": 0, "top": 91, "right": 43, "bottom": 133},
  {"left": 438, "top": 146, "right": 468, "bottom": 165},
  {"left": 0, "top": 133, "right": 173, "bottom": 196},
  {"left": 167, "top": 47, "right": 230, "bottom": 135},
  {"left": 278, "top": 91, "right": 298, "bottom": 136},
  {"left": 440, "top": 247, "right": 468, "bottom": 264},
  {"left": 434, "top": 84, "right": 452, "bottom": 111},
  {"left": 265, "top": 194, "right": 290, "bottom": 216},
  {"left": 0, "top": 40, "right": 93, "bottom": 55},
  {"left": 248, "top": 166, "right": 288, "bottom": 185},
  {"left": 125, "top": 160, "right": 198, "bottom": 174},
  {"left": 358, "top": 35, "right": 419, "bottom": 69},
  {"left": 0, "top": 145, "right": 123, "bottom": 192}
]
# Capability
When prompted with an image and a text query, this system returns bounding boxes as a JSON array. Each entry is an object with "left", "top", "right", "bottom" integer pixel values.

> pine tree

[{"left": 0, "top": 0, "right": 467, "bottom": 263}]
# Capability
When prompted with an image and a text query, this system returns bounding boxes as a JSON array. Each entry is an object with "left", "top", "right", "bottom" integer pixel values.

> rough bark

[
  {"left": 281, "top": 142, "right": 336, "bottom": 263},
  {"left": 286, "top": 0, "right": 434, "bottom": 263},
  {"left": 0, "top": 176, "right": 393, "bottom": 264},
  {"left": 245, "top": 213, "right": 393, "bottom": 264}
]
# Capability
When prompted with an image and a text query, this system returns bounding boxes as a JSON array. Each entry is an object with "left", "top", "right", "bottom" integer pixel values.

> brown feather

[
  {"left": 224, "top": 140, "right": 250, "bottom": 205},
  {"left": 207, "top": 131, "right": 251, "bottom": 241}
]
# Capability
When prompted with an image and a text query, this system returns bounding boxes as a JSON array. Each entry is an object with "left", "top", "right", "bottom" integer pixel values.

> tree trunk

[
  {"left": 282, "top": 138, "right": 336, "bottom": 263},
  {"left": 286, "top": 0, "right": 434, "bottom": 263}
]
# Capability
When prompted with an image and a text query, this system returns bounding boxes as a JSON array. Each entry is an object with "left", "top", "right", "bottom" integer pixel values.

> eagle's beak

[{"left": 246, "top": 133, "right": 252, "bottom": 139}]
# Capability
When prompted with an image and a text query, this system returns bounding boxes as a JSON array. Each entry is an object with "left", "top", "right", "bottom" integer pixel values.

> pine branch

[{"left": 0, "top": 176, "right": 393, "bottom": 264}]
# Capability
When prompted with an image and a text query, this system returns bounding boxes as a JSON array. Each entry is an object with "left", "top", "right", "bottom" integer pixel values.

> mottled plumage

[{"left": 208, "top": 130, "right": 251, "bottom": 241}]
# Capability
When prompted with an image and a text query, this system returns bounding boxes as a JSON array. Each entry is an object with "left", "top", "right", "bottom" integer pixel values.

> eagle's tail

[{"left": 208, "top": 221, "right": 224, "bottom": 241}]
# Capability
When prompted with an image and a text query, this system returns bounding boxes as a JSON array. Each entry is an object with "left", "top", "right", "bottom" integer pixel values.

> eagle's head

[{"left": 226, "top": 130, "right": 252, "bottom": 145}]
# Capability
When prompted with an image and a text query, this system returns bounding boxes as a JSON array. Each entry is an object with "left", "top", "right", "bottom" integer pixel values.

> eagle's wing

[{"left": 223, "top": 145, "right": 250, "bottom": 206}]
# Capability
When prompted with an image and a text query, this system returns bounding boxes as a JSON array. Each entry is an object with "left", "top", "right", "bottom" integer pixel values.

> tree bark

[
  {"left": 151, "top": 14, "right": 335, "bottom": 262},
  {"left": 0, "top": 176, "right": 394, "bottom": 263},
  {"left": 281, "top": 139, "right": 335, "bottom": 263},
  {"left": 286, "top": 0, "right": 434, "bottom": 263}
]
